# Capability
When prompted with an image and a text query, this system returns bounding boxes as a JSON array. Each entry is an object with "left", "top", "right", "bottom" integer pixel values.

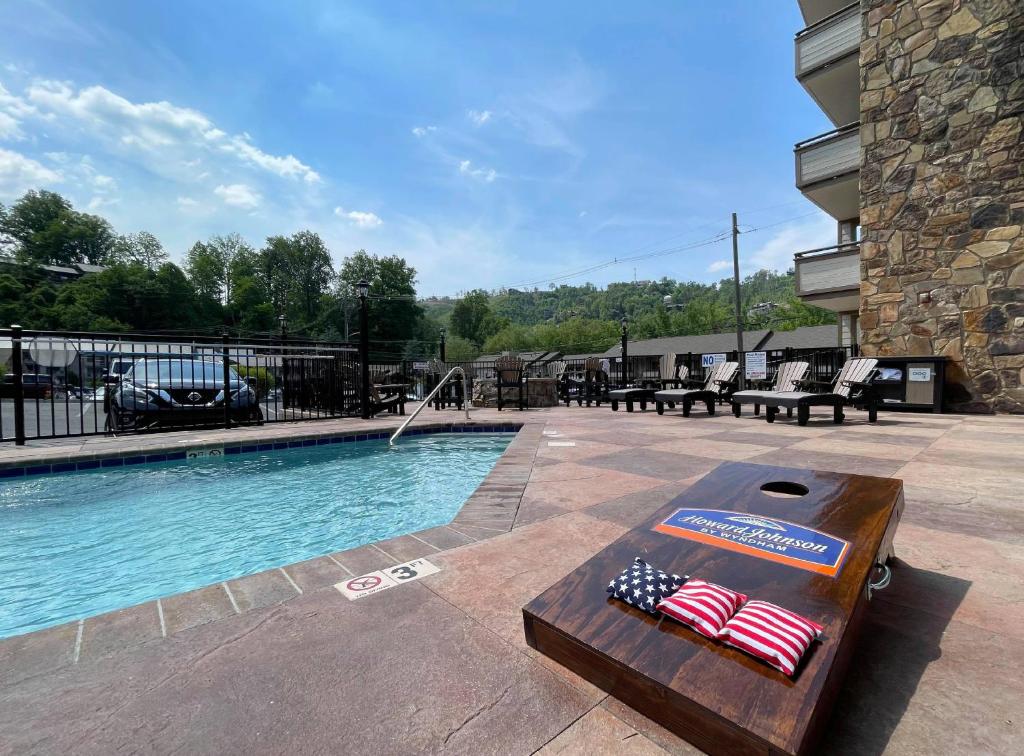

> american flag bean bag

[
  {"left": 716, "top": 600, "right": 824, "bottom": 676},
  {"left": 656, "top": 579, "right": 747, "bottom": 638},
  {"left": 606, "top": 558, "right": 686, "bottom": 615}
]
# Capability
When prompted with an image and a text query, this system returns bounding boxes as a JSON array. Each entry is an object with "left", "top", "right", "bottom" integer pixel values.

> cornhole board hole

[{"left": 523, "top": 461, "right": 903, "bottom": 756}]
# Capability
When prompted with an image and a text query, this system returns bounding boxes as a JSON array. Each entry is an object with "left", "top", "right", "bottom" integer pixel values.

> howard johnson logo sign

[{"left": 653, "top": 508, "right": 850, "bottom": 578}]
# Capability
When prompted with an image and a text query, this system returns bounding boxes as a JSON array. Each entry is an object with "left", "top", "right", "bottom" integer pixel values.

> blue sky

[{"left": 0, "top": 1, "right": 838, "bottom": 295}]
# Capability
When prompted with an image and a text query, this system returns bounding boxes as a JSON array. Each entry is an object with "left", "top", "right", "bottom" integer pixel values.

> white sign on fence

[
  {"left": 701, "top": 353, "right": 726, "bottom": 368},
  {"left": 908, "top": 367, "right": 931, "bottom": 382},
  {"left": 745, "top": 351, "right": 767, "bottom": 380},
  {"left": 412, "top": 361, "right": 429, "bottom": 371}
]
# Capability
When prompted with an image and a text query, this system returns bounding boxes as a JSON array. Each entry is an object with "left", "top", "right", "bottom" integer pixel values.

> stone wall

[
  {"left": 859, "top": 0, "right": 1024, "bottom": 412},
  {"left": 471, "top": 377, "right": 559, "bottom": 408}
]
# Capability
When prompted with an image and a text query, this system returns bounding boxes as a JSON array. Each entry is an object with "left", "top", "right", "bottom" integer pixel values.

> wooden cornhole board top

[{"left": 523, "top": 461, "right": 903, "bottom": 756}]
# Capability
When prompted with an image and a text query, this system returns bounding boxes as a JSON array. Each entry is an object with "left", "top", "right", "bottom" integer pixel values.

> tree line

[
  {"left": 0, "top": 190, "right": 434, "bottom": 357},
  {"left": 440, "top": 272, "right": 835, "bottom": 357}
]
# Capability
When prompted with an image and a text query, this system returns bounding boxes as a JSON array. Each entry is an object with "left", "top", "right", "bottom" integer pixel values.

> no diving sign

[{"left": 335, "top": 558, "right": 441, "bottom": 601}]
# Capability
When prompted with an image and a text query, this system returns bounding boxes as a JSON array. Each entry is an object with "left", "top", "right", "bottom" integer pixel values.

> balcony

[
  {"left": 796, "top": 3, "right": 861, "bottom": 125},
  {"left": 797, "top": 0, "right": 857, "bottom": 27},
  {"left": 794, "top": 241, "right": 861, "bottom": 312},
  {"left": 795, "top": 123, "right": 859, "bottom": 221}
]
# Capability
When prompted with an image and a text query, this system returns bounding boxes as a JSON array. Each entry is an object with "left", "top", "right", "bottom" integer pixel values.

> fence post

[
  {"left": 11, "top": 325, "right": 25, "bottom": 446},
  {"left": 222, "top": 331, "right": 232, "bottom": 430}
]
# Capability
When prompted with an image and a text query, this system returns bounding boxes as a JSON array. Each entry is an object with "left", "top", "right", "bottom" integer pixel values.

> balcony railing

[
  {"left": 795, "top": 123, "right": 859, "bottom": 188},
  {"left": 794, "top": 242, "right": 861, "bottom": 297},
  {"left": 795, "top": 3, "right": 860, "bottom": 78}
]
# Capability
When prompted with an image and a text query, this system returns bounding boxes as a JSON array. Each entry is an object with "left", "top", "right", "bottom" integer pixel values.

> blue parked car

[{"left": 107, "top": 358, "right": 262, "bottom": 431}]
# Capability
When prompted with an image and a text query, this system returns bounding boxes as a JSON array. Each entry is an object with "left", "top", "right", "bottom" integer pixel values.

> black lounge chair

[
  {"left": 495, "top": 355, "right": 526, "bottom": 411},
  {"left": 654, "top": 361, "right": 738, "bottom": 417},
  {"left": 369, "top": 383, "right": 405, "bottom": 416},
  {"left": 760, "top": 357, "right": 880, "bottom": 426},
  {"left": 610, "top": 353, "right": 689, "bottom": 412},
  {"left": 730, "top": 360, "right": 809, "bottom": 418}
]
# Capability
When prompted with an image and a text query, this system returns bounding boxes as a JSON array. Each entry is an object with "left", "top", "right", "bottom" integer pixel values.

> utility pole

[{"left": 731, "top": 212, "right": 745, "bottom": 390}]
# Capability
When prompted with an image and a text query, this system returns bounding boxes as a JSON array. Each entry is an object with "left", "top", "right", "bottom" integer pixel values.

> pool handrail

[{"left": 389, "top": 366, "right": 470, "bottom": 445}]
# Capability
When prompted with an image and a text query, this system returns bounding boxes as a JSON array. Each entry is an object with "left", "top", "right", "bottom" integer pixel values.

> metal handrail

[{"left": 389, "top": 366, "right": 469, "bottom": 445}]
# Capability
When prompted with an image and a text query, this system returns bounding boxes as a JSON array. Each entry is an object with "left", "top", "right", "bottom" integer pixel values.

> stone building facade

[{"left": 858, "top": 0, "right": 1024, "bottom": 412}]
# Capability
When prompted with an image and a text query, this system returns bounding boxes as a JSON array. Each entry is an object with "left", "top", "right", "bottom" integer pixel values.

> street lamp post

[
  {"left": 620, "top": 315, "right": 629, "bottom": 388},
  {"left": 356, "top": 280, "right": 370, "bottom": 419},
  {"left": 439, "top": 327, "right": 447, "bottom": 362},
  {"left": 278, "top": 314, "right": 288, "bottom": 410}
]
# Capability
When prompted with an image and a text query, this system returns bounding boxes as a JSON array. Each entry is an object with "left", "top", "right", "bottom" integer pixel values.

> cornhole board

[{"left": 523, "top": 461, "right": 903, "bottom": 756}]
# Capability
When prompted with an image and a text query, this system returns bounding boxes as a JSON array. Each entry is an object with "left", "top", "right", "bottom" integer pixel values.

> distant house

[
  {"left": 604, "top": 324, "right": 846, "bottom": 378},
  {"left": 0, "top": 256, "right": 107, "bottom": 283}
]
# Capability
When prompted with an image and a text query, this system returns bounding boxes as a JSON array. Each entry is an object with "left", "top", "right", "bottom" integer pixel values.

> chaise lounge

[
  {"left": 654, "top": 361, "right": 738, "bottom": 417},
  {"left": 609, "top": 353, "right": 689, "bottom": 412},
  {"left": 760, "top": 357, "right": 879, "bottom": 426},
  {"left": 729, "top": 360, "right": 809, "bottom": 418}
]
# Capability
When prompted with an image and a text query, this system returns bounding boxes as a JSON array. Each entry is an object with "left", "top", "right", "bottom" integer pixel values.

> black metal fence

[{"left": 0, "top": 327, "right": 370, "bottom": 444}]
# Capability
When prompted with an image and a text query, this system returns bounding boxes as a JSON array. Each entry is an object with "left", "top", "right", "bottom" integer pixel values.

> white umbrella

[{"left": 27, "top": 337, "right": 79, "bottom": 368}]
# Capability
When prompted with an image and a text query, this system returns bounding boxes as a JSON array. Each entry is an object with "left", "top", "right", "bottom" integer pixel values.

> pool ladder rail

[{"left": 389, "top": 366, "right": 470, "bottom": 446}]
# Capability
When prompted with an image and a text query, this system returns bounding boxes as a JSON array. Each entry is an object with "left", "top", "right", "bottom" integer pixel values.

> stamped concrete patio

[{"left": 1, "top": 404, "right": 1022, "bottom": 754}]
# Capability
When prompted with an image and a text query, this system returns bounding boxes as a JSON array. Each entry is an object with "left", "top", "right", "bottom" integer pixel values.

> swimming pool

[{"left": 0, "top": 433, "right": 513, "bottom": 639}]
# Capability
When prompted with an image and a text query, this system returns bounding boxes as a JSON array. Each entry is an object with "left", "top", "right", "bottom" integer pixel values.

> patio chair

[
  {"left": 564, "top": 358, "right": 610, "bottom": 407},
  {"left": 760, "top": 357, "right": 880, "bottom": 426},
  {"left": 495, "top": 355, "right": 526, "bottom": 411},
  {"left": 369, "top": 383, "right": 405, "bottom": 416},
  {"left": 729, "top": 361, "right": 809, "bottom": 418},
  {"left": 609, "top": 353, "right": 690, "bottom": 412},
  {"left": 654, "top": 361, "right": 738, "bottom": 417},
  {"left": 430, "top": 359, "right": 469, "bottom": 411}
]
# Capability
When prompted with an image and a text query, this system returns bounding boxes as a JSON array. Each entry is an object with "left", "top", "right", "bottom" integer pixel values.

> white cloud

[
  {"left": 334, "top": 206, "right": 383, "bottom": 228},
  {"left": 22, "top": 80, "right": 320, "bottom": 183},
  {"left": 86, "top": 195, "right": 117, "bottom": 212},
  {"left": 176, "top": 196, "right": 198, "bottom": 208},
  {"left": 706, "top": 259, "right": 731, "bottom": 273},
  {"left": 0, "top": 148, "right": 62, "bottom": 198},
  {"left": 744, "top": 212, "right": 836, "bottom": 274},
  {"left": 458, "top": 159, "right": 496, "bottom": 183},
  {"left": 411, "top": 125, "right": 437, "bottom": 138},
  {"left": 214, "top": 183, "right": 261, "bottom": 210},
  {"left": 467, "top": 109, "right": 492, "bottom": 126}
]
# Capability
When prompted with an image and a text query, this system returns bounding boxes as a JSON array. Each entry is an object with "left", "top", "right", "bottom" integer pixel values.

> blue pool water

[{"left": 0, "top": 433, "right": 512, "bottom": 638}]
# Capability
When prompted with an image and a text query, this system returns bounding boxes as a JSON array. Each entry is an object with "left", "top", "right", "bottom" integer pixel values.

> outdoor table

[{"left": 523, "top": 461, "right": 903, "bottom": 756}]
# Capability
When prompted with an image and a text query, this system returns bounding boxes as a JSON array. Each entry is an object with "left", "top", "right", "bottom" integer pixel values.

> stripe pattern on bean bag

[
  {"left": 716, "top": 600, "right": 824, "bottom": 676},
  {"left": 656, "top": 579, "right": 747, "bottom": 638}
]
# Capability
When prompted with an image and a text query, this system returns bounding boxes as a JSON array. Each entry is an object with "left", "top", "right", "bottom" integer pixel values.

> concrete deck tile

[
  {"left": 80, "top": 602, "right": 162, "bottom": 662},
  {"left": 283, "top": 556, "right": 350, "bottom": 593},
  {"left": 827, "top": 599, "right": 1023, "bottom": 755},
  {"left": 413, "top": 525, "right": 476, "bottom": 550},
  {"left": 0, "top": 584, "right": 595, "bottom": 755},
  {"left": 582, "top": 430, "right": 672, "bottom": 448},
  {"left": 520, "top": 466, "right": 668, "bottom": 513},
  {"left": 600, "top": 698, "right": 704, "bottom": 755},
  {"left": 329, "top": 542, "right": 396, "bottom": 575},
  {"left": 913, "top": 447, "right": 1024, "bottom": 473},
  {"left": 160, "top": 584, "right": 237, "bottom": 634},
  {"left": 584, "top": 477, "right": 704, "bottom": 530},
  {"left": 788, "top": 436, "right": 923, "bottom": 461},
  {"left": 699, "top": 429, "right": 800, "bottom": 448},
  {"left": 901, "top": 484, "right": 1024, "bottom": 544},
  {"left": 0, "top": 621, "right": 77, "bottom": 685},
  {"left": 747, "top": 448, "right": 906, "bottom": 477},
  {"left": 373, "top": 534, "right": 440, "bottom": 563},
  {"left": 536, "top": 438, "right": 633, "bottom": 463},
  {"left": 579, "top": 448, "right": 721, "bottom": 482},
  {"left": 893, "top": 460, "right": 1024, "bottom": 499},
  {"left": 647, "top": 436, "right": 777, "bottom": 461},
  {"left": 225, "top": 568, "right": 300, "bottom": 613},
  {"left": 537, "top": 704, "right": 672, "bottom": 755},
  {"left": 423, "top": 512, "right": 627, "bottom": 650}
]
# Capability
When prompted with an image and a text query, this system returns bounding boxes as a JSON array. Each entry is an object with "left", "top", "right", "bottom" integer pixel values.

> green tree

[
  {"left": 184, "top": 233, "right": 256, "bottom": 305},
  {"left": 451, "top": 289, "right": 507, "bottom": 346},
  {"left": 110, "top": 231, "right": 167, "bottom": 269},
  {"left": 259, "top": 231, "right": 335, "bottom": 329},
  {"left": 0, "top": 190, "right": 115, "bottom": 265},
  {"left": 334, "top": 249, "right": 423, "bottom": 352}
]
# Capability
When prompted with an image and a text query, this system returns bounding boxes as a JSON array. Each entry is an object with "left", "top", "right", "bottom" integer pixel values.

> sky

[{"left": 0, "top": 1, "right": 839, "bottom": 296}]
